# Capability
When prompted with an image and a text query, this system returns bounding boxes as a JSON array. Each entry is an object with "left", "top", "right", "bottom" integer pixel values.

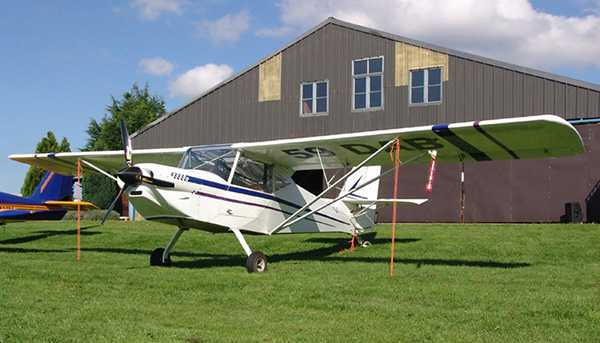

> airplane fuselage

[{"left": 126, "top": 163, "right": 356, "bottom": 235}]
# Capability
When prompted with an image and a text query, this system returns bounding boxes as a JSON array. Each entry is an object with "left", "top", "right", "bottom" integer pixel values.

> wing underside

[
  {"left": 9, "top": 148, "right": 188, "bottom": 175},
  {"left": 9, "top": 115, "right": 583, "bottom": 174},
  {"left": 234, "top": 115, "right": 584, "bottom": 170}
]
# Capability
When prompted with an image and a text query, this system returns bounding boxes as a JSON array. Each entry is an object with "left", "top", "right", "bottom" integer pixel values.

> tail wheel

[
  {"left": 150, "top": 248, "right": 171, "bottom": 267},
  {"left": 246, "top": 251, "right": 267, "bottom": 273}
]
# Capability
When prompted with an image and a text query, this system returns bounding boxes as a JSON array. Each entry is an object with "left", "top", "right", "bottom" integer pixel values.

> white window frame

[
  {"left": 352, "top": 56, "right": 384, "bottom": 111},
  {"left": 409, "top": 67, "right": 443, "bottom": 106},
  {"left": 300, "top": 80, "right": 329, "bottom": 117}
]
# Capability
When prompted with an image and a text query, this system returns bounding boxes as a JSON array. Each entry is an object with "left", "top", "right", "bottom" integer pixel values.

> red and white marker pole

[{"left": 425, "top": 150, "right": 437, "bottom": 194}]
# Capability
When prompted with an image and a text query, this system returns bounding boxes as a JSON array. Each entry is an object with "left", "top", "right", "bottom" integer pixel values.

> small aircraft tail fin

[
  {"left": 340, "top": 166, "right": 381, "bottom": 231},
  {"left": 340, "top": 166, "right": 382, "bottom": 201},
  {"left": 29, "top": 171, "right": 74, "bottom": 201}
]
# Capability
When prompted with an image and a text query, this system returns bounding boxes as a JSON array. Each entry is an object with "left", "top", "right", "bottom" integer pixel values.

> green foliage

[
  {"left": 20, "top": 132, "right": 71, "bottom": 197},
  {"left": 0, "top": 222, "right": 598, "bottom": 342},
  {"left": 62, "top": 210, "right": 120, "bottom": 221},
  {"left": 83, "top": 82, "right": 166, "bottom": 209}
]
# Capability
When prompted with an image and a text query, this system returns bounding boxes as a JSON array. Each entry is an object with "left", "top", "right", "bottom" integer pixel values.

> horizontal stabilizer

[
  {"left": 45, "top": 201, "right": 100, "bottom": 211},
  {"left": 343, "top": 198, "right": 428, "bottom": 206}
]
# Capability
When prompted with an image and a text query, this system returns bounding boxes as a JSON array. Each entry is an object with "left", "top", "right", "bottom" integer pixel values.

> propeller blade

[
  {"left": 120, "top": 119, "right": 133, "bottom": 167},
  {"left": 101, "top": 186, "right": 126, "bottom": 225}
]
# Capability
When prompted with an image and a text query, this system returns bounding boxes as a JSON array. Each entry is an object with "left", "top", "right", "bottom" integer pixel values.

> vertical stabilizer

[
  {"left": 29, "top": 171, "right": 74, "bottom": 201},
  {"left": 341, "top": 166, "right": 381, "bottom": 201},
  {"left": 341, "top": 166, "right": 382, "bottom": 231}
]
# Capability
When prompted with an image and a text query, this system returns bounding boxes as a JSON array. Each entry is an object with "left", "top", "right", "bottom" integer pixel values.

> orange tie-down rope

[
  {"left": 77, "top": 160, "right": 82, "bottom": 260},
  {"left": 389, "top": 140, "right": 401, "bottom": 276}
]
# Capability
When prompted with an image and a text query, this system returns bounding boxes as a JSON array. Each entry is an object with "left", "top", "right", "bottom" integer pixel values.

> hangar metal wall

[{"left": 377, "top": 123, "right": 600, "bottom": 223}]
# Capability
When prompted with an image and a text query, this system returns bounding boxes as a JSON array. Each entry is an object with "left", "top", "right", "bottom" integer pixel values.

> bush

[{"left": 62, "top": 210, "right": 121, "bottom": 221}]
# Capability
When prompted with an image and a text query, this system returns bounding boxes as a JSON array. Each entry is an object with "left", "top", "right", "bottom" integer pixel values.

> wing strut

[
  {"left": 78, "top": 158, "right": 119, "bottom": 182},
  {"left": 270, "top": 150, "right": 427, "bottom": 235},
  {"left": 268, "top": 137, "right": 399, "bottom": 234}
]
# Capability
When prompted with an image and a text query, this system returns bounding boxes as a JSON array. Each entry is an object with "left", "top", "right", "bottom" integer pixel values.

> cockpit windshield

[{"left": 178, "top": 145, "right": 290, "bottom": 193}]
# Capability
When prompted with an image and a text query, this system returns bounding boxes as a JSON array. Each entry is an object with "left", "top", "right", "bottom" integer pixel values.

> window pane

[
  {"left": 302, "top": 84, "right": 313, "bottom": 99},
  {"left": 411, "top": 70, "right": 424, "bottom": 87},
  {"left": 302, "top": 100, "right": 313, "bottom": 114},
  {"left": 354, "top": 94, "right": 366, "bottom": 109},
  {"left": 316, "top": 98, "right": 327, "bottom": 113},
  {"left": 428, "top": 85, "right": 441, "bottom": 102},
  {"left": 429, "top": 68, "right": 442, "bottom": 85},
  {"left": 355, "top": 77, "right": 366, "bottom": 93},
  {"left": 370, "top": 75, "right": 382, "bottom": 92},
  {"left": 316, "top": 82, "right": 327, "bottom": 97},
  {"left": 411, "top": 87, "right": 424, "bottom": 104},
  {"left": 369, "top": 57, "right": 383, "bottom": 73},
  {"left": 370, "top": 92, "right": 382, "bottom": 108},
  {"left": 354, "top": 60, "right": 367, "bottom": 75}
]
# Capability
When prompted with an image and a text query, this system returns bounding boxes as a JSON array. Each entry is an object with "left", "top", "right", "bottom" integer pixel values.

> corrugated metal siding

[{"left": 132, "top": 21, "right": 599, "bottom": 150}]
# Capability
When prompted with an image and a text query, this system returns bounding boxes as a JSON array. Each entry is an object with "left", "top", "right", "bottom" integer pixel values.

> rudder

[
  {"left": 341, "top": 166, "right": 381, "bottom": 201},
  {"left": 29, "top": 171, "right": 74, "bottom": 201}
]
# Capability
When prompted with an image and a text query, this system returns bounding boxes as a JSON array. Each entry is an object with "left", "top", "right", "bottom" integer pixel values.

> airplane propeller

[{"left": 101, "top": 119, "right": 174, "bottom": 225}]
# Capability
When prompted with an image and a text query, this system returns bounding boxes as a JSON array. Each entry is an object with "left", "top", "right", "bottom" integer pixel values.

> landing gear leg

[
  {"left": 231, "top": 228, "right": 267, "bottom": 273},
  {"left": 151, "top": 227, "right": 188, "bottom": 267}
]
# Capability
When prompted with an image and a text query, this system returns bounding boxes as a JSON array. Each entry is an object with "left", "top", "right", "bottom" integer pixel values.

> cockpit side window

[{"left": 179, "top": 146, "right": 290, "bottom": 193}]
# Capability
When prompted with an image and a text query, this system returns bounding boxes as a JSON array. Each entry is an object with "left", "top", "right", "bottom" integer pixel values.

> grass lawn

[{"left": 0, "top": 221, "right": 598, "bottom": 342}]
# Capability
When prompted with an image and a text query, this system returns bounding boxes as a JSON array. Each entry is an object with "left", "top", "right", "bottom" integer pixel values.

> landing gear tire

[
  {"left": 360, "top": 240, "right": 371, "bottom": 248},
  {"left": 246, "top": 251, "right": 267, "bottom": 273},
  {"left": 150, "top": 248, "right": 171, "bottom": 267}
]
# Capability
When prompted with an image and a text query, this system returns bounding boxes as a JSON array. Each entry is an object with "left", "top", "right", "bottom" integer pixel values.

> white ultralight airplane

[{"left": 10, "top": 115, "right": 584, "bottom": 272}]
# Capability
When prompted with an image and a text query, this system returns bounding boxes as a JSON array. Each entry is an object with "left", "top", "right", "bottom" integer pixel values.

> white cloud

[
  {"left": 139, "top": 57, "right": 175, "bottom": 76},
  {"left": 255, "top": 26, "right": 297, "bottom": 38},
  {"left": 197, "top": 11, "right": 251, "bottom": 44},
  {"left": 273, "top": 0, "right": 600, "bottom": 71},
  {"left": 168, "top": 64, "right": 234, "bottom": 99},
  {"left": 132, "top": 0, "right": 184, "bottom": 21}
]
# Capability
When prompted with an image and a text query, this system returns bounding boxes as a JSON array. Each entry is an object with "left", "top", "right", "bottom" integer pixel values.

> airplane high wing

[
  {"left": 8, "top": 115, "right": 584, "bottom": 272},
  {"left": 234, "top": 114, "right": 584, "bottom": 170},
  {"left": 9, "top": 147, "right": 188, "bottom": 176},
  {"left": 10, "top": 115, "right": 582, "bottom": 175}
]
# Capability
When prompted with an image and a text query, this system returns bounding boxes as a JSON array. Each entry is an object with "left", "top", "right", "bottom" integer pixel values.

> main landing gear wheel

[
  {"left": 150, "top": 248, "right": 171, "bottom": 267},
  {"left": 246, "top": 251, "right": 267, "bottom": 273}
]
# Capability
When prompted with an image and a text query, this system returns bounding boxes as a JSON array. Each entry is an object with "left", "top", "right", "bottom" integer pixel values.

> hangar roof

[{"left": 132, "top": 17, "right": 600, "bottom": 139}]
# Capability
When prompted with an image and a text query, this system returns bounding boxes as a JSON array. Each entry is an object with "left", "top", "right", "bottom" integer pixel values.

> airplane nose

[{"left": 117, "top": 166, "right": 143, "bottom": 187}]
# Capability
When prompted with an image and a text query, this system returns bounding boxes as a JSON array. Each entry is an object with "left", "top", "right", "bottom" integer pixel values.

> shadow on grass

[
  {"left": 0, "top": 225, "right": 102, "bottom": 245},
  {"left": 170, "top": 237, "right": 531, "bottom": 270},
  {"left": 0, "top": 230, "right": 531, "bottom": 270}
]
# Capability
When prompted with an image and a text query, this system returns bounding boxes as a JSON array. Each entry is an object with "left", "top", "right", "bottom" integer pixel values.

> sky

[{"left": 1, "top": 0, "right": 600, "bottom": 195}]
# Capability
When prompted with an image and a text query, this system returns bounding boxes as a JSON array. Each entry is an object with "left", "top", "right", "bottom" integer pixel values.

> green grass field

[{"left": 0, "top": 221, "right": 598, "bottom": 342}]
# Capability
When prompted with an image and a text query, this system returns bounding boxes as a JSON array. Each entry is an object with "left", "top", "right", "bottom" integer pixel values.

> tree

[
  {"left": 83, "top": 83, "right": 166, "bottom": 209},
  {"left": 21, "top": 132, "right": 71, "bottom": 197}
]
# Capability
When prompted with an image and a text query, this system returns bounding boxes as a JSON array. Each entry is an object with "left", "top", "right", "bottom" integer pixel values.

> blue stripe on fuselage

[{"left": 186, "top": 176, "right": 350, "bottom": 226}]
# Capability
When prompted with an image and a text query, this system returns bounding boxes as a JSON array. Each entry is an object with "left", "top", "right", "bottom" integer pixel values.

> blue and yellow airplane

[{"left": 0, "top": 171, "right": 98, "bottom": 225}]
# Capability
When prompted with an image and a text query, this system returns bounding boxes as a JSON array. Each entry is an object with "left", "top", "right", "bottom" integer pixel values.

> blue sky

[{"left": 1, "top": 0, "right": 599, "bottom": 194}]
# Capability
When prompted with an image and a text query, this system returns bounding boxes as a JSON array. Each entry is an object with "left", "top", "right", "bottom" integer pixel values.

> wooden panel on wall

[
  {"left": 395, "top": 42, "right": 449, "bottom": 87},
  {"left": 258, "top": 53, "right": 282, "bottom": 102}
]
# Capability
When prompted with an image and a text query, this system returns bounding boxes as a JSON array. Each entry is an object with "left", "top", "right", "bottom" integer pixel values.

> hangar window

[
  {"left": 352, "top": 56, "right": 384, "bottom": 111},
  {"left": 410, "top": 67, "right": 442, "bottom": 105},
  {"left": 301, "top": 81, "right": 328, "bottom": 116}
]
